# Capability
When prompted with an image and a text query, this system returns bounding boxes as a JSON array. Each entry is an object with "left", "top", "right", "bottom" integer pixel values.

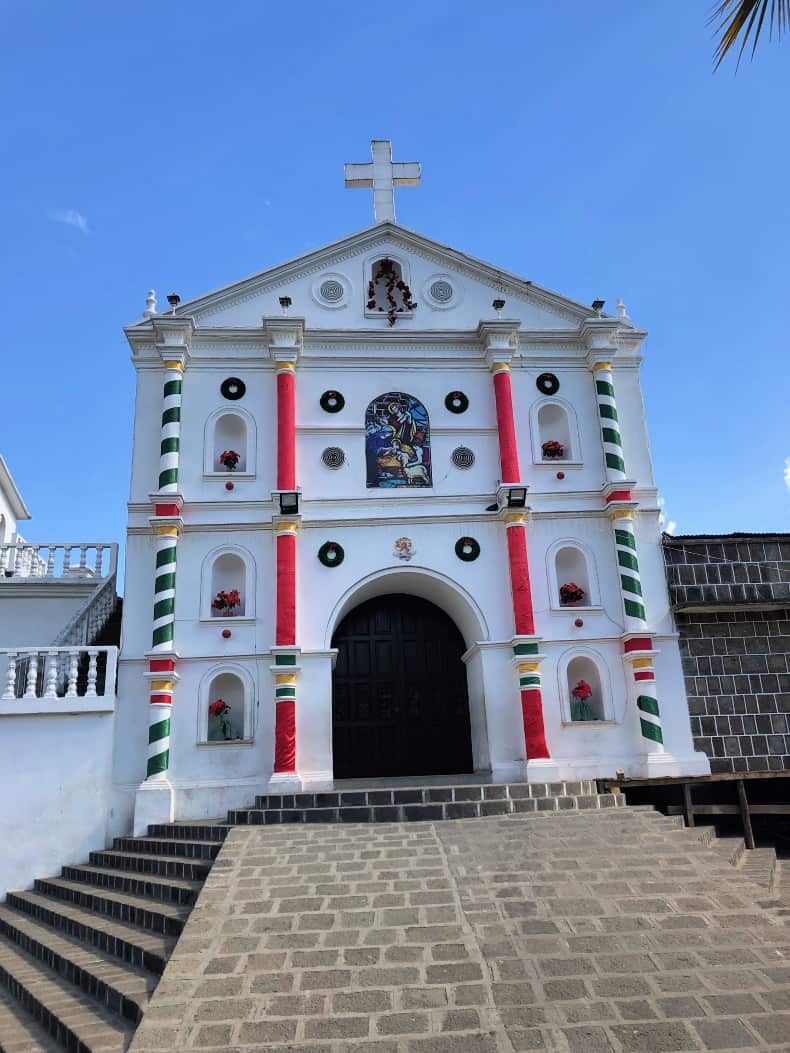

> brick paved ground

[{"left": 129, "top": 809, "right": 790, "bottom": 1052}]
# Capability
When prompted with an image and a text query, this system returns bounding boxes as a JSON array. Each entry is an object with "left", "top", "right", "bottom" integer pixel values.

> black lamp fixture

[
  {"left": 166, "top": 293, "right": 181, "bottom": 313},
  {"left": 279, "top": 295, "right": 292, "bottom": 315},
  {"left": 591, "top": 298, "right": 605, "bottom": 315},
  {"left": 505, "top": 486, "right": 528, "bottom": 509},
  {"left": 278, "top": 490, "right": 300, "bottom": 515},
  {"left": 492, "top": 297, "right": 506, "bottom": 317}
]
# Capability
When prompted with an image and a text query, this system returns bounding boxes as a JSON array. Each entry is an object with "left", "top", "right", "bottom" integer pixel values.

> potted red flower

[
  {"left": 570, "top": 679, "right": 596, "bottom": 722},
  {"left": 219, "top": 449, "right": 240, "bottom": 472},
  {"left": 560, "top": 582, "right": 585, "bottom": 605},
  {"left": 212, "top": 588, "right": 241, "bottom": 616},
  {"left": 208, "top": 698, "right": 233, "bottom": 739},
  {"left": 542, "top": 440, "right": 565, "bottom": 459}
]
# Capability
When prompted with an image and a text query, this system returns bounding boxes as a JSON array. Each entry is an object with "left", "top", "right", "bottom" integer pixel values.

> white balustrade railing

[
  {"left": 1, "top": 647, "right": 118, "bottom": 701},
  {"left": 53, "top": 574, "right": 118, "bottom": 647},
  {"left": 0, "top": 543, "right": 118, "bottom": 581}
]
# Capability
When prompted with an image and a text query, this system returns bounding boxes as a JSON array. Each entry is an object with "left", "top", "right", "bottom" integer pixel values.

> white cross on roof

[{"left": 344, "top": 140, "right": 421, "bottom": 224}]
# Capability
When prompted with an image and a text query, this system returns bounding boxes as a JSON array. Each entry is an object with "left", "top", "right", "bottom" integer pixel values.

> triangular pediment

[{"left": 128, "top": 223, "right": 605, "bottom": 333}]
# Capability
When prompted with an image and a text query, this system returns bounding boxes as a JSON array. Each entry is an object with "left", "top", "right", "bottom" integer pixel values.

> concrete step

[
  {"left": 112, "top": 835, "right": 223, "bottom": 861},
  {"left": 736, "top": 845, "right": 778, "bottom": 891},
  {"left": 230, "top": 791, "right": 625, "bottom": 826},
  {"left": 0, "top": 939, "right": 133, "bottom": 1053},
  {"left": 61, "top": 864, "right": 201, "bottom": 908},
  {"left": 31, "top": 878, "right": 188, "bottom": 939},
  {"left": 0, "top": 981, "right": 62, "bottom": 1053},
  {"left": 0, "top": 906, "right": 154, "bottom": 1025},
  {"left": 146, "top": 821, "right": 231, "bottom": 843},
  {"left": 6, "top": 891, "right": 175, "bottom": 974},
  {"left": 88, "top": 850, "right": 211, "bottom": 883}
]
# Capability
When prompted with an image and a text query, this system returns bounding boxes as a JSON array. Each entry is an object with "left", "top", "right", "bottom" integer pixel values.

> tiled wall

[{"left": 663, "top": 536, "right": 790, "bottom": 774}]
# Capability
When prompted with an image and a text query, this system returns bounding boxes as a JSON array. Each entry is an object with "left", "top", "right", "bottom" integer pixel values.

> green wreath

[
  {"left": 320, "top": 390, "right": 345, "bottom": 413},
  {"left": 318, "top": 541, "right": 345, "bottom": 567},
  {"left": 445, "top": 390, "right": 469, "bottom": 414},
  {"left": 455, "top": 536, "right": 480, "bottom": 562}
]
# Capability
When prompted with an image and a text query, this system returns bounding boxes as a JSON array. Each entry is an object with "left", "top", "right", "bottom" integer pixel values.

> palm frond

[{"left": 710, "top": 0, "right": 790, "bottom": 68}]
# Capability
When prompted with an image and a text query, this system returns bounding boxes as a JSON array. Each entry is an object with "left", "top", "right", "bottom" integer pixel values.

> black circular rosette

[
  {"left": 318, "top": 541, "right": 345, "bottom": 567},
  {"left": 320, "top": 390, "right": 345, "bottom": 413},
  {"left": 220, "top": 377, "right": 246, "bottom": 400},
  {"left": 455, "top": 536, "right": 481, "bottom": 562},
  {"left": 445, "top": 390, "right": 469, "bottom": 414},
  {"left": 536, "top": 373, "right": 559, "bottom": 395}
]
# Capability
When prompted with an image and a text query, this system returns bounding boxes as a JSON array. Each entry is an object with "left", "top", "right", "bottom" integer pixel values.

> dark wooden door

[{"left": 332, "top": 594, "right": 473, "bottom": 778}]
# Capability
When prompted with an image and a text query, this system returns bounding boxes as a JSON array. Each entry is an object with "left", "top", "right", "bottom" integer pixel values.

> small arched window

[
  {"left": 202, "top": 546, "right": 255, "bottom": 620},
  {"left": 199, "top": 665, "right": 255, "bottom": 743},
  {"left": 366, "top": 257, "right": 416, "bottom": 325},
  {"left": 566, "top": 655, "right": 605, "bottom": 722},
  {"left": 531, "top": 398, "right": 581, "bottom": 464},
  {"left": 547, "top": 540, "right": 599, "bottom": 610},
  {"left": 204, "top": 408, "right": 256, "bottom": 476}
]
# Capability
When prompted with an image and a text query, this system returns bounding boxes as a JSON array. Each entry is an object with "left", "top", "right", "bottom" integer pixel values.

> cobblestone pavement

[{"left": 129, "top": 809, "right": 790, "bottom": 1052}]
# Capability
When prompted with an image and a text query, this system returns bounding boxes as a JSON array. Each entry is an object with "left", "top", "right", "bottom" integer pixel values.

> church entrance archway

[{"left": 331, "top": 593, "right": 473, "bottom": 779}]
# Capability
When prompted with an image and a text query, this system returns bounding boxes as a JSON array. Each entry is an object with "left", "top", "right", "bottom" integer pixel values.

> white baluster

[
  {"left": 24, "top": 652, "right": 39, "bottom": 698},
  {"left": 44, "top": 650, "right": 59, "bottom": 698},
  {"left": 86, "top": 648, "right": 99, "bottom": 697},
  {"left": 14, "top": 546, "right": 24, "bottom": 576},
  {"left": 0, "top": 546, "right": 7, "bottom": 575},
  {"left": 46, "top": 545, "right": 56, "bottom": 577},
  {"left": 3, "top": 653, "right": 18, "bottom": 699},
  {"left": 65, "top": 649, "right": 79, "bottom": 697},
  {"left": 32, "top": 545, "right": 43, "bottom": 577},
  {"left": 78, "top": 545, "right": 88, "bottom": 575},
  {"left": 63, "top": 545, "right": 73, "bottom": 576},
  {"left": 94, "top": 546, "right": 103, "bottom": 576}
]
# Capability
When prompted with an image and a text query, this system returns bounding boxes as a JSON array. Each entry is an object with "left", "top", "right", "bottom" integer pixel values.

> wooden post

[
  {"left": 682, "top": 782, "right": 695, "bottom": 828},
  {"left": 736, "top": 779, "right": 755, "bottom": 850}
]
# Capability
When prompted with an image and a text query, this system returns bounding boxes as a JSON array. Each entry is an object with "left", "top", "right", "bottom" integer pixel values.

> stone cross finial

[
  {"left": 143, "top": 290, "right": 158, "bottom": 318},
  {"left": 344, "top": 140, "right": 421, "bottom": 223}
]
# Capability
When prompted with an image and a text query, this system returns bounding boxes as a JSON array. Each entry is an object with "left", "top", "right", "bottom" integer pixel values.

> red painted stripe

[
  {"left": 149, "top": 693, "right": 173, "bottom": 705},
  {"left": 155, "top": 503, "right": 180, "bottom": 517},
  {"left": 277, "top": 369, "right": 296, "bottom": 491},
  {"left": 492, "top": 370, "right": 520, "bottom": 483},
  {"left": 605, "top": 490, "right": 632, "bottom": 503},
  {"left": 634, "top": 670, "right": 655, "bottom": 682},
  {"left": 273, "top": 699, "right": 296, "bottom": 772},
  {"left": 520, "top": 688, "right": 550, "bottom": 761},
  {"left": 623, "top": 637, "right": 652, "bottom": 653},
  {"left": 506, "top": 525, "right": 535, "bottom": 636},
  {"left": 276, "top": 531, "right": 296, "bottom": 646},
  {"left": 149, "top": 659, "right": 175, "bottom": 673}
]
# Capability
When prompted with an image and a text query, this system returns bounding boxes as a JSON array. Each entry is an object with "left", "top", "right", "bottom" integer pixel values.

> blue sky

[{"left": 2, "top": 1, "right": 788, "bottom": 554}]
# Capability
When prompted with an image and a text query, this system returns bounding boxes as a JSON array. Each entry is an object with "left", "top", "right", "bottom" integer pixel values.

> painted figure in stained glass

[{"left": 365, "top": 392, "right": 432, "bottom": 488}]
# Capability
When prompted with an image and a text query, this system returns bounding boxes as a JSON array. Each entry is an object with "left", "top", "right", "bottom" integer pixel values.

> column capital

[
  {"left": 149, "top": 513, "right": 184, "bottom": 535},
  {"left": 581, "top": 317, "right": 619, "bottom": 354},
  {"left": 272, "top": 515, "right": 301, "bottom": 534},
  {"left": 602, "top": 480, "right": 637, "bottom": 511},
  {"left": 263, "top": 316, "right": 305, "bottom": 359},
  {"left": 152, "top": 316, "right": 194, "bottom": 362},
  {"left": 478, "top": 318, "right": 521, "bottom": 364}
]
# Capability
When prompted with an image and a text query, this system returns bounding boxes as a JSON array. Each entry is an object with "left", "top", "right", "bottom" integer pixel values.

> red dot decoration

[
  {"left": 222, "top": 629, "right": 232, "bottom": 639},
  {"left": 225, "top": 481, "right": 234, "bottom": 491},
  {"left": 574, "top": 618, "right": 584, "bottom": 628},
  {"left": 556, "top": 471, "right": 565, "bottom": 480}
]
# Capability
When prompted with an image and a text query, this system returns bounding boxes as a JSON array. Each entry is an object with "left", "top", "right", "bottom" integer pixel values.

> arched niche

[
  {"left": 201, "top": 545, "right": 255, "bottom": 619},
  {"left": 530, "top": 397, "right": 581, "bottom": 464},
  {"left": 558, "top": 647, "right": 612, "bottom": 723},
  {"left": 198, "top": 664, "right": 254, "bottom": 742},
  {"left": 204, "top": 407, "right": 256, "bottom": 475},
  {"left": 546, "top": 539, "right": 600, "bottom": 610},
  {"left": 365, "top": 392, "right": 431, "bottom": 489},
  {"left": 364, "top": 253, "right": 415, "bottom": 323}
]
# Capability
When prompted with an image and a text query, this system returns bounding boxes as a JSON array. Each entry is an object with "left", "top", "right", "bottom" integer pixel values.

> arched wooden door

[{"left": 331, "top": 594, "right": 473, "bottom": 779}]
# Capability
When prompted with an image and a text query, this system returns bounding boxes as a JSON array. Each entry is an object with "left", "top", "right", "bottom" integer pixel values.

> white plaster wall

[
  {"left": 0, "top": 487, "right": 18, "bottom": 543},
  {"left": 0, "top": 709, "right": 114, "bottom": 898},
  {"left": 0, "top": 590, "right": 94, "bottom": 647}
]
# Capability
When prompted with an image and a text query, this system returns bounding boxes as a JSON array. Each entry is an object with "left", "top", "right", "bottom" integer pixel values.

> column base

[
  {"left": 525, "top": 758, "right": 562, "bottom": 783},
  {"left": 266, "top": 771, "right": 303, "bottom": 792},
  {"left": 642, "top": 751, "right": 711, "bottom": 778},
  {"left": 133, "top": 774, "right": 175, "bottom": 836}
]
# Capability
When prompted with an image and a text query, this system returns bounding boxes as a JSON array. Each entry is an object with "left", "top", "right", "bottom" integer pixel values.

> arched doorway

[{"left": 331, "top": 594, "right": 473, "bottom": 779}]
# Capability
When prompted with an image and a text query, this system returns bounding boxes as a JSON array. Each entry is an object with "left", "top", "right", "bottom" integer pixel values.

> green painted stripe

[
  {"left": 158, "top": 467, "right": 179, "bottom": 488},
  {"left": 614, "top": 529, "right": 636, "bottom": 550},
  {"left": 275, "top": 653, "right": 297, "bottom": 665},
  {"left": 152, "top": 623, "right": 174, "bottom": 647},
  {"left": 640, "top": 718, "right": 664, "bottom": 744},
  {"left": 146, "top": 749, "right": 170, "bottom": 777},
  {"left": 601, "top": 426, "right": 622, "bottom": 447},
  {"left": 161, "top": 406, "right": 181, "bottom": 425},
  {"left": 624, "top": 598, "right": 647, "bottom": 621},
  {"left": 156, "top": 546, "right": 177, "bottom": 568},
  {"left": 153, "top": 598, "right": 174, "bottom": 620},
  {"left": 599, "top": 403, "right": 618, "bottom": 422},
  {"left": 160, "top": 436, "right": 179, "bottom": 455},
  {"left": 513, "top": 642, "right": 539, "bottom": 656},
  {"left": 275, "top": 686, "right": 296, "bottom": 698},
  {"left": 596, "top": 380, "right": 615, "bottom": 398},
  {"left": 155, "top": 571, "right": 176, "bottom": 593},
  {"left": 520, "top": 676, "right": 541, "bottom": 688},
  {"left": 148, "top": 717, "right": 171, "bottom": 744},
  {"left": 621, "top": 574, "right": 643, "bottom": 597},
  {"left": 637, "top": 695, "right": 660, "bottom": 717},
  {"left": 163, "top": 379, "right": 182, "bottom": 397},
  {"left": 606, "top": 452, "right": 626, "bottom": 473},
  {"left": 617, "top": 550, "right": 640, "bottom": 573}
]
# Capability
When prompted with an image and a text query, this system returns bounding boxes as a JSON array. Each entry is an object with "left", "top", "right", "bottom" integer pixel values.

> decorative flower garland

[
  {"left": 320, "top": 390, "right": 345, "bottom": 413},
  {"left": 367, "top": 259, "right": 417, "bottom": 326},
  {"left": 445, "top": 391, "right": 469, "bottom": 414},
  {"left": 570, "top": 679, "right": 597, "bottom": 722},
  {"left": 219, "top": 449, "right": 240, "bottom": 471},
  {"left": 212, "top": 589, "right": 241, "bottom": 616},
  {"left": 559, "top": 582, "right": 585, "bottom": 605},
  {"left": 318, "top": 541, "right": 344, "bottom": 567},
  {"left": 541, "top": 440, "right": 565, "bottom": 459},
  {"left": 455, "top": 536, "right": 481, "bottom": 562},
  {"left": 209, "top": 698, "right": 234, "bottom": 739}
]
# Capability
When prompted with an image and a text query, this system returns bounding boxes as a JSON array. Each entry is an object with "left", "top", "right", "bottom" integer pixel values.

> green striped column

[
  {"left": 146, "top": 525, "right": 178, "bottom": 778},
  {"left": 151, "top": 526, "right": 178, "bottom": 651},
  {"left": 592, "top": 361, "right": 627, "bottom": 483},
  {"left": 158, "top": 361, "right": 183, "bottom": 492}
]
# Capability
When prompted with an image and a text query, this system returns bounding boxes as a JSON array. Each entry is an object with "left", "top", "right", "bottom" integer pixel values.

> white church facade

[{"left": 116, "top": 142, "right": 709, "bottom": 833}]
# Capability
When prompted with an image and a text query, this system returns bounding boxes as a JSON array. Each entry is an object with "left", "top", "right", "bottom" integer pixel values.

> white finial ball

[
  {"left": 143, "top": 289, "right": 158, "bottom": 318},
  {"left": 616, "top": 297, "right": 630, "bottom": 320}
]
